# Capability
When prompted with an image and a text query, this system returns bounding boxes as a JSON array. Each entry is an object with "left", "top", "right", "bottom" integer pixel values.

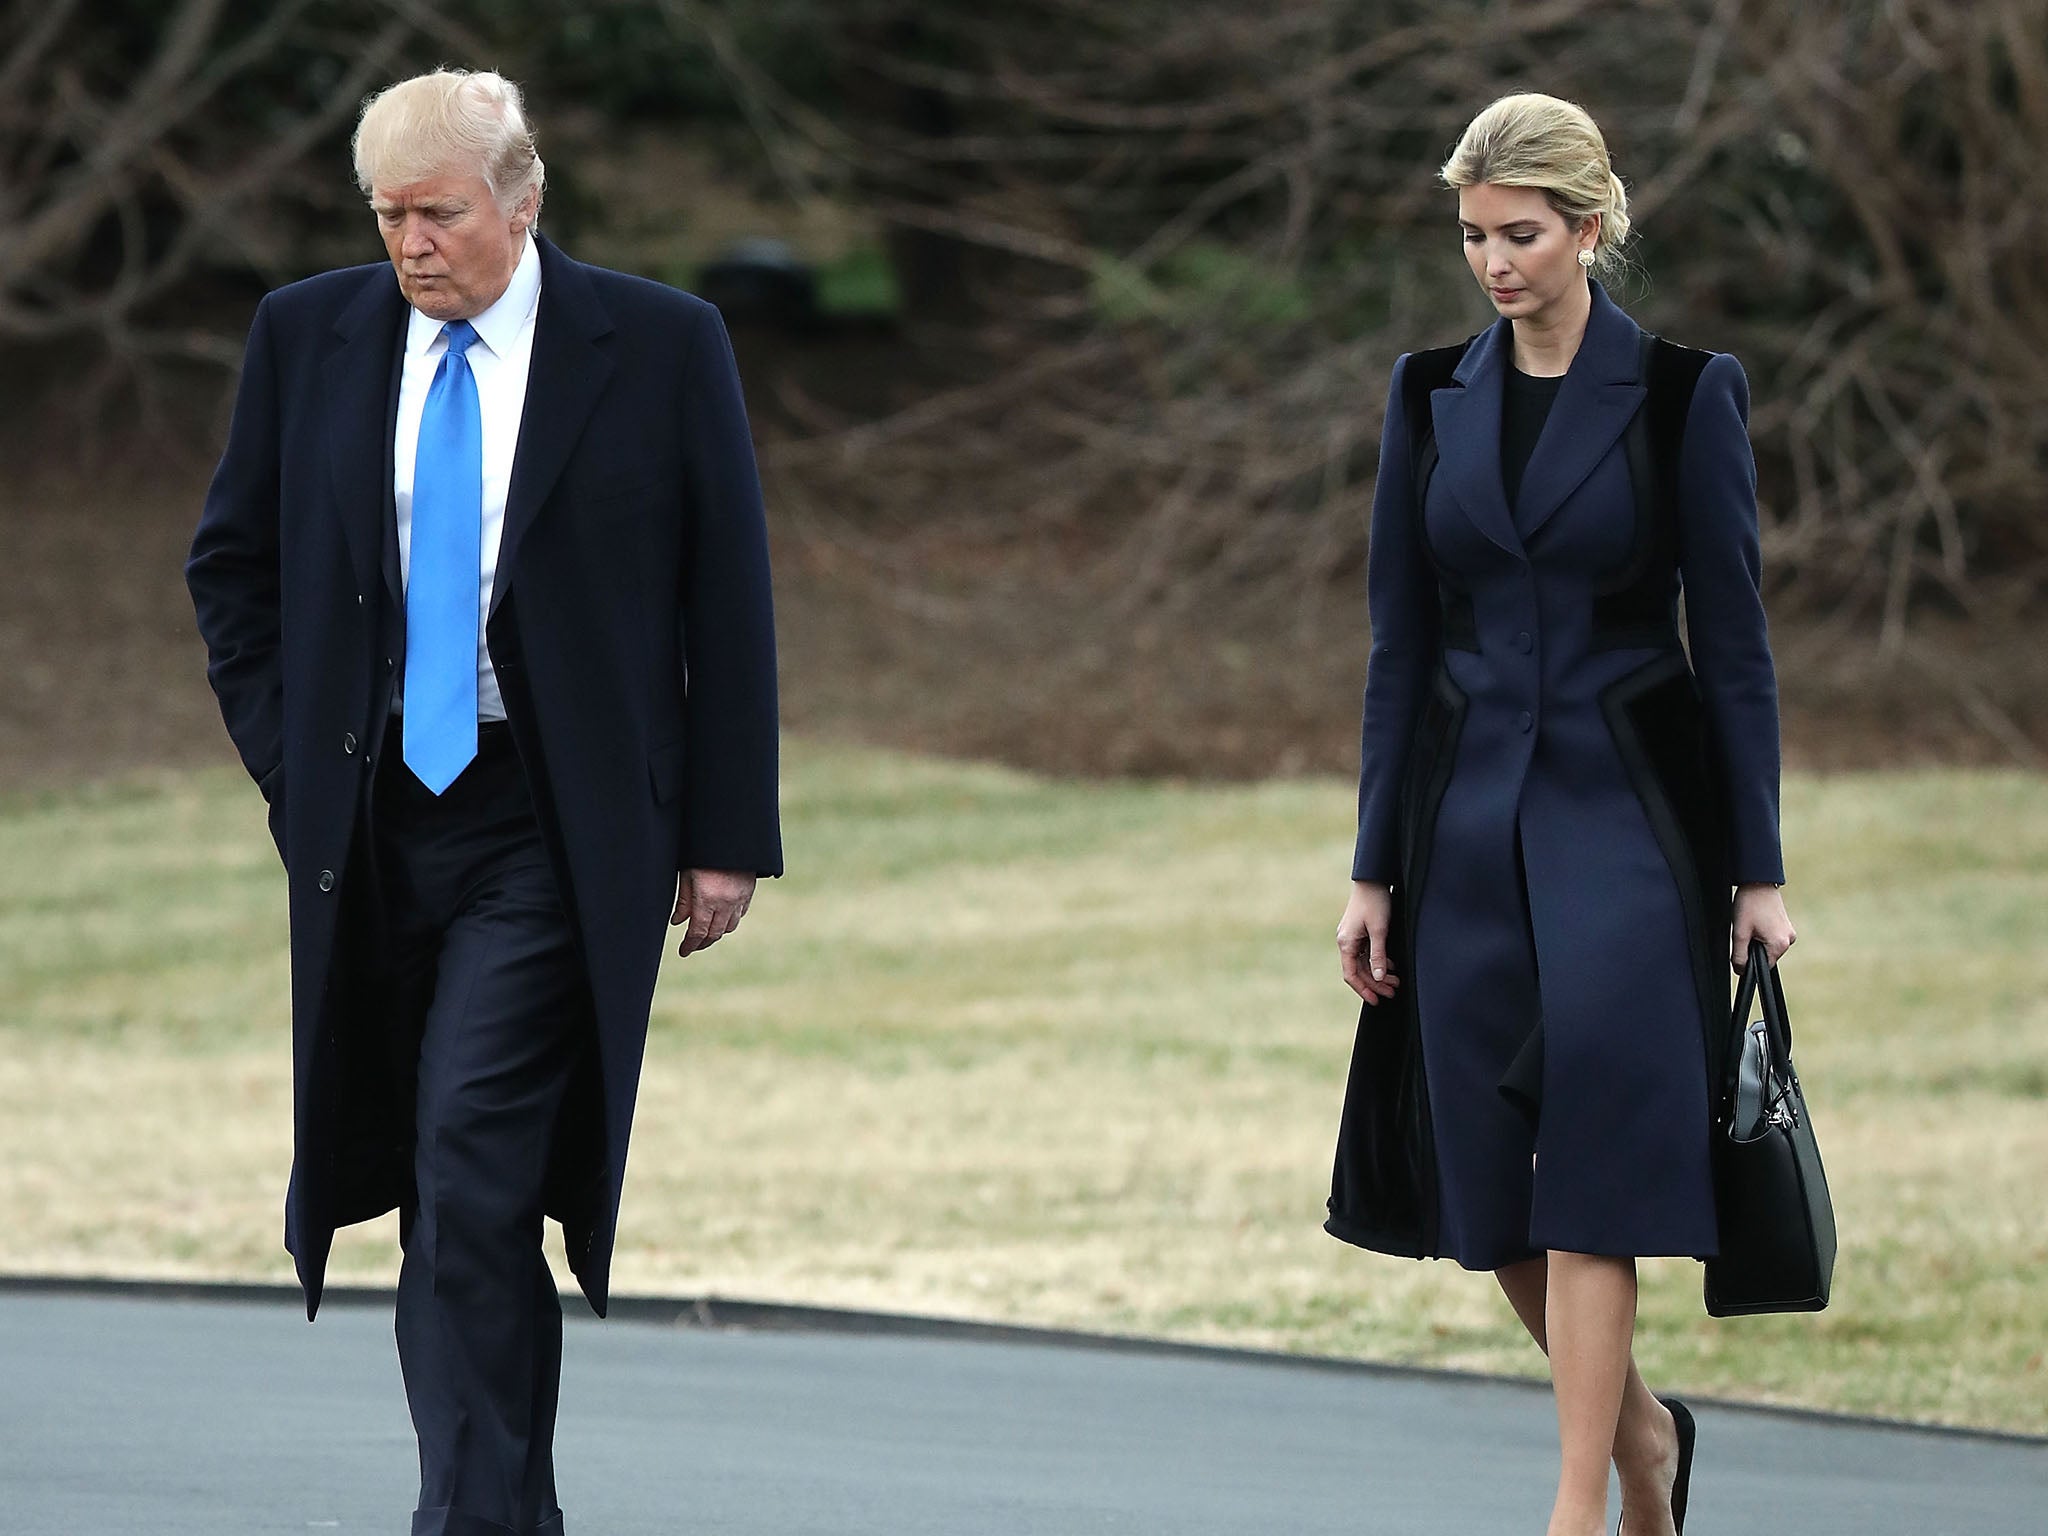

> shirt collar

[{"left": 404, "top": 231, "right": 543, "bottom": 358}]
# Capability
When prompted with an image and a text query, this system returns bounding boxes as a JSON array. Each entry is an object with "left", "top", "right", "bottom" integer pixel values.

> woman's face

[{"left": 1457, "top": 182, "right": 1598, "bottom": 321}]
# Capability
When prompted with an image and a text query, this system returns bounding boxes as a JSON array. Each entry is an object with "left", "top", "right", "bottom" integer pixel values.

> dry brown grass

[{"left": 1, "top": 751, "right": 2043, "bottom": 1432}]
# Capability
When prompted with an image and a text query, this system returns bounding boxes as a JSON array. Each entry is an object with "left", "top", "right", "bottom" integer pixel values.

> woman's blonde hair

[
  {"left": 353, "top": 68, "right": 545, "bottom": 214},
  {"left": 1441, "top": 93, "right": 1631, "bottom": 274}
]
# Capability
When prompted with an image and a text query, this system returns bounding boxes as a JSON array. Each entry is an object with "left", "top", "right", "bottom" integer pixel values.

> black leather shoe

[
  {"left": 1663, "top": 1396, "right": 1696, "bottom": 1533},
  {"left": 1617, "top": 1395, "right": 1696, "bottom": 1535}
]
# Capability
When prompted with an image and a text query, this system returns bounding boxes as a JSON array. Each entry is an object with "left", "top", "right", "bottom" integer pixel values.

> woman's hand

[
  {"left": 1732, "top": 882, "right": 1796, "bottom": 971},
  {"left": 1338, "top": 881, "right": 1402, "bottom": 1004}
]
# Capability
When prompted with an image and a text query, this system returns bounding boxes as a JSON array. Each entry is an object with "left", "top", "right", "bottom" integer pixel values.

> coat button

[
  {"left": 317, "top": 869, "right": 335, "bottom": 892},
  {"left": 1517, "top": 711, "right": 1533, "bottom": 733},
  {"left": 343, "top": 732, "right": 358, "bottom": 755},
  {"left": 1514, "top": 631, "right": 1533, "bottom": 653}
]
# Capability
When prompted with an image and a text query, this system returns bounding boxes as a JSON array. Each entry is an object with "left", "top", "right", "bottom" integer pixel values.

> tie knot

[{"left": 441, "top": 319, "right": 479, "bottom": 357}]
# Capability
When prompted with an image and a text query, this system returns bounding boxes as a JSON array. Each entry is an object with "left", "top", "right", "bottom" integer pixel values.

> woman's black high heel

[
  {"left": 1618, "top": 1395, "right": 1696, "bottom": 1535},
  {"left": 1663, "top": 1397, "right": 1696, "bottom": 1532}
]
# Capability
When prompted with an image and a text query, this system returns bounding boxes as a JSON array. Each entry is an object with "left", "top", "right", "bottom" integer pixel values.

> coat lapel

[
  {"left": 322, "top": 267, "right": 406, "bottom": 607},
  {"left": 1513, "top": 282, "right": 1647, "bottom": 540},
  {"left": 492, "top": 234, "right": 616, "bottom": 616},
  {"left": 1430, "top": 320, "right": 1523, "bottom": 559}
]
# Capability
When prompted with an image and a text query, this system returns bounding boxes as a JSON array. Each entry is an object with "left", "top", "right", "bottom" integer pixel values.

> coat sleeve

[
  {"left": 1676, "top": 351, "right": 1785, "bottom": 886},
  {"left": 1352, "top": 354, "right": 1438, "bottom": 884},
  {"left": 186, "top": 296, "right": 286, "bottom": 801},
  {"left": 675, "top": 300, "right": 783, "bottom": 878}
]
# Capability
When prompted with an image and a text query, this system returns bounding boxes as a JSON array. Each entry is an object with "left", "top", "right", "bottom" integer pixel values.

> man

[{"left": 186, "top": 68, "right": 781, "bottom": 1535}]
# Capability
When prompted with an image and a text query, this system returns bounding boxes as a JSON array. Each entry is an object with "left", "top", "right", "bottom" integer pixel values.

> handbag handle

[{"left": 1732, "top": 945, "right": 1794, "bottom": 1064}]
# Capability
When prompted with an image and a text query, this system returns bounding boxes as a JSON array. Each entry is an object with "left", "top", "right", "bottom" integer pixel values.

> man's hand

[{"left": 671, "top": 869, "right": 757, "bottom": 957}]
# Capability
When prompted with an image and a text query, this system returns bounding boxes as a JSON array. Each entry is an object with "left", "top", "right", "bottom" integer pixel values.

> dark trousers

[{"left": 372, "top": 724, "right": 585, "bottom": 1536}]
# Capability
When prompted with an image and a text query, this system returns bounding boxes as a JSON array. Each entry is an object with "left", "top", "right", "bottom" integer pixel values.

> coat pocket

[
  {"left": 575, "top": 472, "right": 663, "bottom": 507},
  {"left": 647, "top": 740, "right": 687, "bottom": 805},
  {"left": 575, "top": 477, "right": 667, "bottom": 533}
]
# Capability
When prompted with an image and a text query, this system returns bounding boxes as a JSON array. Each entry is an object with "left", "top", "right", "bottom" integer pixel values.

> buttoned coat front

[
  {"left": 187, "top": 234, "right": 782, "bottom": 1317},
  {"left": 1327, "top": 284, "right": 1784, "bottom": 1272}
]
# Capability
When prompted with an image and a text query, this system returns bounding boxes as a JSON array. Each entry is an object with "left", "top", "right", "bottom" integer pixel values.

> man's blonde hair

[
  {"left": 353, "top": 68, "right": 545, "bottom": 213},
  {"left": 1442, "top": 93, "right": 1631, "bottom": 273}
]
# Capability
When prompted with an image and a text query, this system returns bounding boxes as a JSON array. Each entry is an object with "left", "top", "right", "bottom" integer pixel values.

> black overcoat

[
  {"left": 1327, "top": 285, "right": 1783, "bottom": 1269},
  {"left": 187, "top": 234, "right": 782, "bottom": 1317}
]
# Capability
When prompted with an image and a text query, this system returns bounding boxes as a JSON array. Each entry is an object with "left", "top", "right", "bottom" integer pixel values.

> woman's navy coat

[{"left": 1328, "top": 284, "right": 1784, "bottom": 1271}]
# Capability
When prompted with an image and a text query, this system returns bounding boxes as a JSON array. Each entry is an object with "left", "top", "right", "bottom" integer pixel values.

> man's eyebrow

[{"left": 372, "top": 197, "right": 467, "bottom": 214}]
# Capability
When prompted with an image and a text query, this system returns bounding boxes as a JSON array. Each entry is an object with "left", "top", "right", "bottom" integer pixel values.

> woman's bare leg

[
  {"left": 1543, "top": 1251, "right": 1636, "bottom": 1534},
  {"left": 1494, "top": 1253, "right": 1552, "bottom": 1347},
  {"left": 1497, "top": 1256, "right": 1677, "bottom": 1495},
  {"left": 1494, "top": 1254, "right": 1682, "bottom": 1536}
]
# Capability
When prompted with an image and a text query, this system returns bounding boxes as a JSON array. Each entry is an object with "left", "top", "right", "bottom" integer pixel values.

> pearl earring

[{"left": 1577, "top": 249, "right": 1596, "bottom": 268}]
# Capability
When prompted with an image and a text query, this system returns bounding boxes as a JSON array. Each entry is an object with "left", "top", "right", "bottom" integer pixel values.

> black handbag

[{"left": 1703, "top": 948, "right": 1837, "bottom": 1317}]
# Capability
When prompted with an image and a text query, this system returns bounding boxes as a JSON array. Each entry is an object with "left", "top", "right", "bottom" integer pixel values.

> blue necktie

[{"left": 403, "top": 319, "right": 483, "bottom": 794}]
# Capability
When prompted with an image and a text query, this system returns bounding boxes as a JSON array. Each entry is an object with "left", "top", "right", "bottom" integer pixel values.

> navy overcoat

[
  {"left": 1327, "top": 283, "right": 1783, "bottom": 1271},
  {"left": 187, "top": 234, "right": 782, "bottom": 1317}
]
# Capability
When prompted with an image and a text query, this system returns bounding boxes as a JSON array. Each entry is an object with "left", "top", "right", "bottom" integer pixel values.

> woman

[{"left": 1327, "top": 95, "right": 1796, "bottom": 1536}]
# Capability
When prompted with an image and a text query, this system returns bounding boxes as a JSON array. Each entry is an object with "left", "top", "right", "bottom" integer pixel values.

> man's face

[{"left": 370, "top": 171, "right": 532, "bottom": 321}]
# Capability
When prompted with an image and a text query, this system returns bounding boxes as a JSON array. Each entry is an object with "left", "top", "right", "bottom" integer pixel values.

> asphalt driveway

[{"left": 2, "top": 1284, "right": 2040, "bottom": 1534}]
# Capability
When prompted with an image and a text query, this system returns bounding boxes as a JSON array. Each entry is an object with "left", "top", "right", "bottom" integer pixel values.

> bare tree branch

[{"left": 0, "top": 1, "right": 419, "bottom": 351}]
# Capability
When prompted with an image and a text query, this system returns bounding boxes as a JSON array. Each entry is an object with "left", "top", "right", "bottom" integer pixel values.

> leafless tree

[
  {"left": 0, "top": 0, "right": 480, "bottom": 370},
  {"left": 674, "top": 0, "right": 2048, "bottom": 706}
]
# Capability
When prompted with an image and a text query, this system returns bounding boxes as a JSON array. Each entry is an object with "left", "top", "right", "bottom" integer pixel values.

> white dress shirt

[{"left": 393, "top": 232, "right": 542, "bottom": 722}]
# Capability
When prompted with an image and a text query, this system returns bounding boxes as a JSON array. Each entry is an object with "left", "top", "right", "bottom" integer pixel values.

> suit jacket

[{"left": 187, "top": 233, "right": 781, "bottom": 1317}]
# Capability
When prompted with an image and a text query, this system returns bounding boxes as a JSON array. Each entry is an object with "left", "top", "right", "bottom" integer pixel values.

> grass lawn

[{"left": 1, "top": 745, "right": 2043, "bottom": 1433}]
